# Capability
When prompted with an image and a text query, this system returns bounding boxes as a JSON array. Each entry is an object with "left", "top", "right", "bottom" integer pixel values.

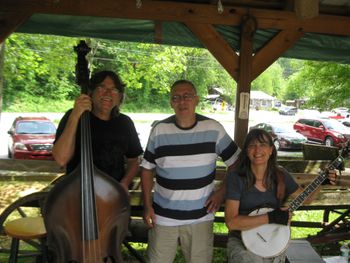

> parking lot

[{"left": 0, "top": 110, "right": 302, "bottom": 159}]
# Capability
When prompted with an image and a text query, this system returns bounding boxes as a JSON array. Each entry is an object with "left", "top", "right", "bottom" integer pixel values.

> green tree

[
  {"left": 89, "top": 40, "right": 237, "bottom": 111},
  {"left": 252, "top": 61, "right": 285, "bottom": 100},
  {"left": 4, "top": 33, "right": 78, "bottom": 111},
  {"left": 89, "top": 40, "right": 189, "bottom": 111},
  {"left": 6, "top": 33, "right": 350, "bottom": 113},
  {"left": 284, "top": 60, "right": 350, "bottom": 110},
  {"left": 183, "top": 48, "right": 236, "bottom": 104}
]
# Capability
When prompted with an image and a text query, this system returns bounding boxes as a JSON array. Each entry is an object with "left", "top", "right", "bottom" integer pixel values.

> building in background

[{"left": 250, "top": 91, "right": 279, "bottom": 110}]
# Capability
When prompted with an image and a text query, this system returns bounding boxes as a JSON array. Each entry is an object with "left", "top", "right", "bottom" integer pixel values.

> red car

[
  {"left": 249, "top": 123, "right": 307, "bottom": 150},
  {"left": 293, "top": 118, "right": 350, "bottom": 147},
  {"left": 7, "top": 116, "right": 56, "bottom": 160}
]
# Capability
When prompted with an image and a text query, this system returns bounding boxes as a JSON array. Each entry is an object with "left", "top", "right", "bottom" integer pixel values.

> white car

[
  {"left": 341, "top": 118, "right": 350, "bottom": 128},
  {"left": 331, "top": 107, "right": 349, "bottom": 118}
]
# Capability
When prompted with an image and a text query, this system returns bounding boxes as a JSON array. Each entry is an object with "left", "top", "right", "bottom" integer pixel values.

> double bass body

[{"left": 43, "top": 165, "right": 130, "bottom": 263}]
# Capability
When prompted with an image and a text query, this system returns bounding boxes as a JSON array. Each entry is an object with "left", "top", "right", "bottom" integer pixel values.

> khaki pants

[
  {"left": 227, "top": 236, "right": 286, "bottom": 263},
  {"left": 147, "top": 221, "right": 214, "bottom": 263}
]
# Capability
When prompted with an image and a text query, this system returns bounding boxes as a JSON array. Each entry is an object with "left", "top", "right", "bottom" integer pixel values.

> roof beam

[
  {"left": 252, "top": 28, "right": 305, "bottom": 80},
  {"left": 185, "top": 22, "right": 239, "bottom": 81},
  {"left": 1, "top": 0, "right": 350, "bottom": 36},
  {"left": 0, "top": 12, "right": 32, "bottom": 43},
  {"left": 0, "top": 0, "right": 241, "bottom": 25}
]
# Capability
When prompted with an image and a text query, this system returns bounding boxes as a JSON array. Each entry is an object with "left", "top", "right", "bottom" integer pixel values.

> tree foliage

[
  {"left": 252, "top": 61, "right": 285, "bottom": 100},
  {"left": 3, "top": 34, "right": 241, "bottom": 112},
  {"left": 90, "top": 40, "right": 189, "bottom": 111},
  {"left": 4, "top": 34, "right": 77, "bottom": 107},
  {"left": 284, "top": 60, "right": 350, "bottom": 110},
  {"left": 3, "top": 33, "right": 350, "bottom": 112},
  {"left": 90, "top": 40, "right": 237, "bottom": 111}
]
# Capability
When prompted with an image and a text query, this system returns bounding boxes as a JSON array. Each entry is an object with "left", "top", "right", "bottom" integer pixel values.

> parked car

[
  {"left": 331, "top": 107, "right": 349, "bottom": 118},
  {"left": 249, "top": 123, "right": 307, "bottom": 150},
  {"left": 7, "top": 116, "right": 56, "bottom": 160},
  {"left": 274, "top": 101, "right": 281, "bottom": 107},
  {"left": 321, "top": 111, "right": 345, "bottom": 120},
  {"left": 279, "top": 106, "right": 297, "bottom": 116},
  {"left": 342, "top": 119, "right": 350, "bottom": 128},
  {"left": 293, "top": 118, "right": 350, "bottom": 147}
]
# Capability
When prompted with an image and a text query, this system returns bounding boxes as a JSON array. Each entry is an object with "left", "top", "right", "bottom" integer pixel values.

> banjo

[{"left": 241, "top": 141, "right": 350, "bottom": 258}]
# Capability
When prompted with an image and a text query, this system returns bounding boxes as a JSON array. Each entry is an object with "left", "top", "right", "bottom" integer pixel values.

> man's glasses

[
  {"left": 171, "top": 93, "right": 196, "bottom": 103},
  {"left": 97, "top": 85, "right": 120, "bottom": 95}
]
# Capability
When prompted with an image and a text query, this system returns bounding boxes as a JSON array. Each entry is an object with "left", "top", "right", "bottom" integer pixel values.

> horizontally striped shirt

[{"left": 141, "top": 114, "right": 240, "bottom": 226}]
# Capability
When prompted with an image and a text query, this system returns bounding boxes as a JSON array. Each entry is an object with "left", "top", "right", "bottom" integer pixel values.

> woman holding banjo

[{"left": 225, "top": 128, "right": 337, "bottom": 263}]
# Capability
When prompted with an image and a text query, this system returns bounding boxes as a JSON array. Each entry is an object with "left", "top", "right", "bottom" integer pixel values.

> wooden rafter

[
  {"left": 1, "top": 0, "right": 350, "bottom": 36},
  {"left": 0, "top": 0, "right": 241, "bottom": 25},
  {"left": 0, "top": 12, "right": 32, "bottom": 43},
  {"left": 185, "top": 23, "right": 239, "bottom": 81},
  {"left": 252, "top": 28, "right": 305, "bottom": 80}
]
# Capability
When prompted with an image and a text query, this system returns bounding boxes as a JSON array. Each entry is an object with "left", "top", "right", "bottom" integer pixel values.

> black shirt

[{"left": 55, "top": 110, "right": 143, "bottom": 182}]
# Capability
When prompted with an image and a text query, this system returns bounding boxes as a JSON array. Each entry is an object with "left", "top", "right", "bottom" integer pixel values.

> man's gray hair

[{"left": 170, "top": 80, "right": 197, "bottom": 94}]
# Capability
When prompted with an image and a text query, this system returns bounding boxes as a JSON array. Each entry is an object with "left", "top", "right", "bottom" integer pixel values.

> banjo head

[{"left": 241, "top": 208, "right": 291, "bottom": 258}]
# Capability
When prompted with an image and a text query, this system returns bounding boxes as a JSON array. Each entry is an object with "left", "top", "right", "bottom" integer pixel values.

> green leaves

[
  {"left": 284, "top": 60, "right": 350, "bottom": 110},
  {"left": 4, "top": 33, "right": 78, "bottom": 110},
  {"left": 252, "top": 62, "right": 285, "bottom": 99},
  {"left": 4, "top": 33, "right": 348, "bottom": 113}
]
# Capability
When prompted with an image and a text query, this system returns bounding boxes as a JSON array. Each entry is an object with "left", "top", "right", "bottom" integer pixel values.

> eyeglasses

[
  {"left": 96, "top": 85, "right": 120, "bottom": 95},
  {"left": 171, "top": 93, "right": 196, "bottom": 103}
]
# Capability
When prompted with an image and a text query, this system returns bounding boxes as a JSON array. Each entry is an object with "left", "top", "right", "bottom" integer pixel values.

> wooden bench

[
  {"left": 1, "top": 158, "right": 350, "bottom": 258},
  {"left": 0, "top": 159, "right": 64, "bottom": 182},
  {"left": 125, "top": 167, "right": 350, "bottom": 247}
]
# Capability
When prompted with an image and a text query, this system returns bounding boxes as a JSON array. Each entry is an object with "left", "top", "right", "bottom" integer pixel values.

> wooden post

[
  {"left": 0, "top": 41, "right": 4, "bottom": 120},
  {"left": 234, "top": 16, "right": 256, "bottom": 148}
]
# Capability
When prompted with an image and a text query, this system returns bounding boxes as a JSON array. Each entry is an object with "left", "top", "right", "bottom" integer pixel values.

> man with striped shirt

[{"left": 141, "top": 80, "right": 240, "bottom": 263}]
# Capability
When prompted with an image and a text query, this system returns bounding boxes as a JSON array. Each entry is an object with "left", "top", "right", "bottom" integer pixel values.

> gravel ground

[{"left": 0, "top": 181, "right": 48, "bottom": 215}]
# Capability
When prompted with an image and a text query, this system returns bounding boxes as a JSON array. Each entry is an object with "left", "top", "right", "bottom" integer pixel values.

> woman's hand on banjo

[
  {"left": 267, "top": 208, "right": 291, "bottom": 225},
  {"left": 327, "top": 169, "right": 337, "bottom": 185}
]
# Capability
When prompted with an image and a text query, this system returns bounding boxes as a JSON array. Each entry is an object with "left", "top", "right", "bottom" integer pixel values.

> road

[{"left": 0, "top": 110, "right": 302, "bottom": 159}]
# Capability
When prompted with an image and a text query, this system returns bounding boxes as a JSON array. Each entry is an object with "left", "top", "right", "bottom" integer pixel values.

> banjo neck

[{"left": 289, "top": 144, "right": 348, "bottom": 212}]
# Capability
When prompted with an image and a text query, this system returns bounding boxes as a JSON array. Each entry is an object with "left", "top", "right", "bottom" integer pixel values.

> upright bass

[{"left": 43, "top": 40, "right": 130, "bottom": 263}]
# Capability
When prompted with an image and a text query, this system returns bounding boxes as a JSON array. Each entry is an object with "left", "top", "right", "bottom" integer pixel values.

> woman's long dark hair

[{"left": 237, "top": 129, "right": 280, "bottom": 193}]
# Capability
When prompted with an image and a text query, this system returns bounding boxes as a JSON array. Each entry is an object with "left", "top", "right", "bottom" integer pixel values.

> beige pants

[
  {"left": 147, "top": 221, "right": 214, "bottom": 263},
  {"left": 227, "top": 236, "right": 286, "bottom": 263}
]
